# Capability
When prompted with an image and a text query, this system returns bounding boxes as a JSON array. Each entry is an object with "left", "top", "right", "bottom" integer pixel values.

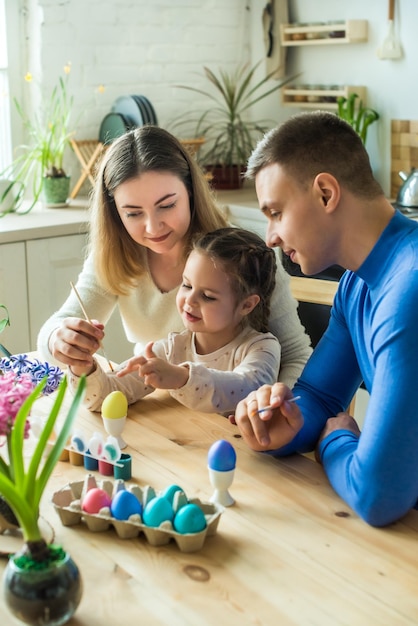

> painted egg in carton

[{"left": 51, "top": 474, "right": 223, "bottom": 553}]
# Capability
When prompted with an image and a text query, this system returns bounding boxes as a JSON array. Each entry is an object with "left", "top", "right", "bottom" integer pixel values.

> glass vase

[{"left": 2, "top": 550, "right": 82, "bottom": 625}]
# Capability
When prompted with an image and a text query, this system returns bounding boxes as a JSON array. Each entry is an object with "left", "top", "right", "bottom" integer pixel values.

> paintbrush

[
  {"left": 70, "top": 281, "right": 114, "bottom": 372},
  {"left": 257, "top": 395, "right": 301, "bottom": 414}
]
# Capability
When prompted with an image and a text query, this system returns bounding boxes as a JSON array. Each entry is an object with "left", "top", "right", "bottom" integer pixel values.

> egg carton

[{"left": 51, "top": 474, "right": 223, "bottom": 553}]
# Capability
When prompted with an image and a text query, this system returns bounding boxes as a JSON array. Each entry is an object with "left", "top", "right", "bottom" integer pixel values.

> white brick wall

[
  {"left": 32, "top": 0, "right": 250, "bottom": 134},
  {"left": 13, "top": 0, "right": 253, "bottom": 183}
]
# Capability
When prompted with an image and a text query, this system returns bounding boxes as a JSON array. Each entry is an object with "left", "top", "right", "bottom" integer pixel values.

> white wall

[{"left": 8, "top": 0, "right": 418, "bottom": 196}]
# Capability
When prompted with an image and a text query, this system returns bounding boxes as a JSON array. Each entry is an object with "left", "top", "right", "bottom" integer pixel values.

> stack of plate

[{"left": 99, "top": 95, "right": 158, "bottom": 145}]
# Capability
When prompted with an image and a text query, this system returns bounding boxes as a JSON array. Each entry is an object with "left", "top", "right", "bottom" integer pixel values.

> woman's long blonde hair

[{"left": 88, "top": 126, "right": 228, "bottom": 295}]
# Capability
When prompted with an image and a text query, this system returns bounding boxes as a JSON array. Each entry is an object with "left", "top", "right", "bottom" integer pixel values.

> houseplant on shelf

[
  {"left": 172, "top": 61, "right": 294, "bottom": 189},
  {"left": 336, "top": 93, "right": 379, "bottom": 146},
  {"left": 0, "top": 342, "right": 86, "bottom": 624},
  {"left": 0, "top": 63, "right": 75, "bottom": 216}
]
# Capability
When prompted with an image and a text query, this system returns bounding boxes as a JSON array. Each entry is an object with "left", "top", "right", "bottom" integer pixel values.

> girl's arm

[{"left": 170, "top": 334, "right": 281, "bottom": 414}]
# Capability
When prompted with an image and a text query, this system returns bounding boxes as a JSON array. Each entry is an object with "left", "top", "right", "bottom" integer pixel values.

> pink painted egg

[{"left": 82, "top": 487, "right": 112, "bottom": 514}]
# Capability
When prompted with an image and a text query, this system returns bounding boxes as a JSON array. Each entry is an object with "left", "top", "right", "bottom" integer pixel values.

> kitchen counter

[
  {"left": 0, "top": 187, "right": 260, "bottom": 244},
  {"left": 0, "top": 198, "right": 90, "bottom": 244}
]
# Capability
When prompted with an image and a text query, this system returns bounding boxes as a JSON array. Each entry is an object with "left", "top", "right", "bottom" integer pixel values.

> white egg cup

[
  {"left": 102, "top": 416, "right": 127, "bottom": 449},
  {"left": 208, "top": 467, "right": 235, "bottom": 507}
]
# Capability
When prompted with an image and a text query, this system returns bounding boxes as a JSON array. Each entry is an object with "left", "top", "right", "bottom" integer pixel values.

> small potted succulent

[
  {"left": 0, "top": 63, "right": 75, "bottom": 216},
  {"left": 0, "top": 312, "right": 86, "bottom": 624}
]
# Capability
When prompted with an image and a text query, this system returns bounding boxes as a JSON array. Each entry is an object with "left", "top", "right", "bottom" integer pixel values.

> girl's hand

[
  {"left": 49, "top": 317, "right": 104, "bottom": 368},
  {"left": 117, "top": 342, "right": 189, "bottom": 390},
  {"left": 233, "top": 383, "right": 304, "bottom": 451}
]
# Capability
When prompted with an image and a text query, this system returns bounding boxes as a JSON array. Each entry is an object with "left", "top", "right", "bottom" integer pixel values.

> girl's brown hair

[
  {"left": 89, "top": 126, "right": 228, "bottom": 295},
  {"left": 193, "top": 227, "right": 277, "bottom": 333}
]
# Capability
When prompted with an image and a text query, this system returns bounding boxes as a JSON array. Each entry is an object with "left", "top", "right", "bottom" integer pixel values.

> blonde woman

[{"left": 37, "top": 126, "right": 311, "bottom": 388}]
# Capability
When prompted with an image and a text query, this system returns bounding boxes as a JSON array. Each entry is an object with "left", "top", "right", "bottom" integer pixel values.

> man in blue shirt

[{"left": 234, "top": 111, "right": 418, "bottom": 527}]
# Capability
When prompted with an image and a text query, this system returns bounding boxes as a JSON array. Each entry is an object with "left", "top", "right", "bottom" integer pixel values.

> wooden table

[
  {"left": 289, "top": 275, "right": 338, "bottom": 307},
  {"left": 1, "top": 384, "right": 417, "bottom": 625}
]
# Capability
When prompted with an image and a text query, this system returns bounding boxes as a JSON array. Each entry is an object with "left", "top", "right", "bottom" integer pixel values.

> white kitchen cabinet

[
  {"left": 0, "top": 232, "right": 132, "bottom": 362},
  {"left": 0, "top": 242, "right": 30, "bottom": 354},
  {"left": 26, "top": 234, "right": 88, "bottom": 344}
]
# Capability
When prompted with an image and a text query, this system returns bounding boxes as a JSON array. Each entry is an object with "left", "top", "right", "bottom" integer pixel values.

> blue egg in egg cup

[{"left": 207, "top": 440, "right": 237, "bottom": 507}]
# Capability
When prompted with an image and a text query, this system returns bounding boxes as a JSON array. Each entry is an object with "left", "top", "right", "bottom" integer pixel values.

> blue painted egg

[
  {"left": 173, "top": 503, "right": 207, "bottom": 534},
  {"left": 208, "top": 439, "right": 236, "bottom": 471},
  {"left": 162, "top": 484, "right": 184, "bottom": 505},
  {"left": 110, "top": 490, "right": 142, "bottom": 520},
  {"left": 142, "top": 496, "right": 174, "bottom": 527}
]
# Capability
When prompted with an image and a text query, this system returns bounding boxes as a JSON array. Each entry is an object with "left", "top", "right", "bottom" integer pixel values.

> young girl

[
  {"left": 36, "top": 126, "right": 311, "bottom": 389},
  {"left": 68, "top": 227, "right": 281, "bottom": 414}
]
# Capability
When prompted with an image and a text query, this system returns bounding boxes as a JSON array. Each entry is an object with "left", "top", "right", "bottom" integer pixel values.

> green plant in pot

[
  {"left": 173, "top": 61, "right": 294, "bottom": 190},
  {"left": 0, "top": 64, "right": 74, "bottom": 216},
  {"left": 336, "top": 93, "right": 379, "bottom": 145},
  {"left": 0, "top": 318, "right": 86, "bottom": 624}
]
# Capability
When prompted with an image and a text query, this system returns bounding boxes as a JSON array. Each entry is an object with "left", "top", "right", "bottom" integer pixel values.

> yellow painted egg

[{"left": 101, "top": 391, "right": 128, "bottom": 419}]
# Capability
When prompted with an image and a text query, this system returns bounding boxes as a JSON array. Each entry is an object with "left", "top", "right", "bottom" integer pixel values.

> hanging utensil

[{"left": 377, "top": 0, "right": 402, "bottom": 60}]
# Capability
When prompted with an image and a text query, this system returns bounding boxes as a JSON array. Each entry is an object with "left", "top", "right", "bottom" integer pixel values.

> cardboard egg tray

[{"left": 52, "top": 474, "right": 223, "bottom": 553}]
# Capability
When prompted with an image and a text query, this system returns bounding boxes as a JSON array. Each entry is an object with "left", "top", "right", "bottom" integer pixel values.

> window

[{"left": 0, "top": 0, "right": 12, "bottom": 172}]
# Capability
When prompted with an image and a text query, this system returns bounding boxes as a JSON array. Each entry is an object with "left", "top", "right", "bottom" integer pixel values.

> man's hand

[
  {"left": 117, "top": 342, "right": 189, "bottom": 390},
  {"left": 315, "top": 412, "right": 361, "bottom": 463},
  {"left": 233, "top": 383, "right": 304, "bottom": 451}
]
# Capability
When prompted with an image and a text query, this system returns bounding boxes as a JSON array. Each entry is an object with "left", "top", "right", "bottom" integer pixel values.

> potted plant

[
  {"left": 0, "top": 312, "right": 86, "bottom": 623},
  {"left": 173, "top": 61, "right": 294, "bottom": 189},
  {"left": 336, "top": 93, "right": 379, "bottom": 145},
  {"left": 0, "top": 64, "right": 75, "bottom": 216}
]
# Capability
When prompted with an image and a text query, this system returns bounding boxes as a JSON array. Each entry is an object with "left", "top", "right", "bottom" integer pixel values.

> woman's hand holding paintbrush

[{"left": 69, "top": 281, "right": 114, "bottom": 372}]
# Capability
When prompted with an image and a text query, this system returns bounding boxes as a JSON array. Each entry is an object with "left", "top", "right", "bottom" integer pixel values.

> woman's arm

[
  {"left": 268, "top": 253, "right": 312, "bottom": 388},
  {"left": 37, "top": 254, "right": 118, "bottom": 366}
]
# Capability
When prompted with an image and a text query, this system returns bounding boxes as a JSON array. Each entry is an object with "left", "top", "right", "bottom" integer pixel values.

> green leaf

[
  {"left": 33, "top": 375, "right": 86, "bottom": 509},
  {"left": 0, "top": 374, "right": 86, "bottom": 542}
]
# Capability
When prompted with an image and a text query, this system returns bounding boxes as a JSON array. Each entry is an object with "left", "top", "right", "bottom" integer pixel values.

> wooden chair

[
  {"left": 70, "top": 139, "right": 107, "bottom": 199},
  {"left": 289, "top": 276, "right": 356, "bottom": 415}
]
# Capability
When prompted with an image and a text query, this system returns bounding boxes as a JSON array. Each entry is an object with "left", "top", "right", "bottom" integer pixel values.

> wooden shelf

[
  {"left": 282, "top": 85, "right": 366, "bottom": 110},
  {"left": 280, "top": 20, "right": 368, "bottom": 46}
]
